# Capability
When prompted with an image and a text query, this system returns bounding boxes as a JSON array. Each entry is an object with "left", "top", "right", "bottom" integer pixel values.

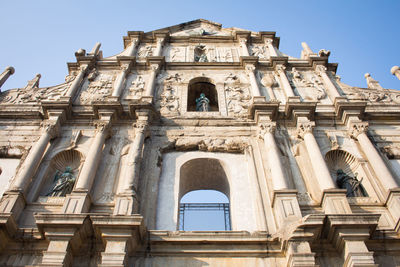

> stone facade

[{"left": 0, "top": 19, "right": 399, "bottom": 266}]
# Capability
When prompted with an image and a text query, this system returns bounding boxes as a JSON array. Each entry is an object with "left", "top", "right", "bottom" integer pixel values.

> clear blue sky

[{"left": 1, "top": 1, "right": 399, "bottom": 91}]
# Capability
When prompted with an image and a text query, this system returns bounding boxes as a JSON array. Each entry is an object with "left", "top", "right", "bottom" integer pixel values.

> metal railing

[{"left": 178, "top": 203, "right": 231, "bottom": 231}]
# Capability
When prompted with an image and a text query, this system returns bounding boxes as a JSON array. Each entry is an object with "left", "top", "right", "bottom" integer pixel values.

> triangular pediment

[{"left": 149, "top": 19, "right": 233, "bottom": 37}]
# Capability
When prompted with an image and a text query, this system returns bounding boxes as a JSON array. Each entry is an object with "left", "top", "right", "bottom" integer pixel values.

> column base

[
  {"left": 113, "top": 194, "right": 139, "bottom": 215},
  {"left": 344, "top": 251, "right": 377, "bottom": 267},
  {"left": 286, "top": 241, "right": 319, "bottom": 267},
  {"left": 61, "top": 192, "right": 91, "bottom": 214},
  {"left": 272, "top": 190, "right": 302, "bottom": 229},
  {"left": 321, "top": 189, "right": 352, "bottom": 214},
  {"left": 385, "top": 188, "right": 400, "bottom": 232}
]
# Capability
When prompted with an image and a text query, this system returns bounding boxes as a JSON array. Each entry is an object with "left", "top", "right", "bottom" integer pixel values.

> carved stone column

[
  {"left": 111, "top": 64, "right": 130, "bottom": 97},
  {"left": 259, "top": 122, "right": 288, "bottom": 190},
  {"left": 286, "top": 241, "right": 317, "bottom": 267},
  {"left": 274, "top": 64, "right": 296, "bottom": 98},
  {"left": 144, "top": 64, "right": 160, "bottom": 97},
  {"left": 65, "top": 64, "right": 89, "bottom": 98},
  {"left": 239, "top": 38, "right": 250, "bottom": 56},
  {"left": 0, "top": 66, "right": 15, "bottom": 89},
  {"left": 11, "top": 120, "right": 59, "bottom": 192},
  {"left": 114, "top": 120, "right": 148, "bottom": 215},
  {"left": 154, "top": 37, "right": 165, "bottom": 57},
  {"left": 126, "top": 38, "right": 139, "bottom": 57},
  {"left": 63, "top": 120, "right": 111, "bottom": 213},
  {"left": 348, "top": 122, "right": 399, "bottom": 191},
  {"left": 265, "top": 39, "right": 278, "bottom": 57},
  {"left": 245, "top": 64, "right": 261, "bottom": 97},
  {"left": 297, "top": 119, "right": 351, "bottom": 214},
  {"left": 259, "top": 122, "right": 302, "bottom": 228},
  {"left": 297, "top": 120, "right": 335, "bottom": 191},
  {"left": 315, "top": 65, "right": 341, "bottom": 100}
]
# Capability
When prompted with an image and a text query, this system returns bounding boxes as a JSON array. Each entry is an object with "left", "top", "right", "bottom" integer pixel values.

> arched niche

[
  {"left": 187, "top": 77, "right": 219, "bottom": 111},
  {"left": 39, "top": 149, "right": 83, "bottom": 198},
  {"left": 325, "top": 149, "right": 369, "bottom": 197}
]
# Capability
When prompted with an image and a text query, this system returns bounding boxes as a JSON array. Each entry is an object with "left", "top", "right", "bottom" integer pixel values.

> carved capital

[
  {"left": 134, "top": 121, "right": 149, "bottom": 134},
  {"left": 275, "top": 64, "right": 286, "bottom": 74},
  {"left": 245, "top": 64, "right": 256, "bottom": 73},
  {"left": 265, "top": 39, "right": 273, "bottom": 46},
  {"left": 296, "top": 121, "right": 315, "bottom": 139},
  {"left": 315, "top": 65, "right": 327, "bottom": 74},
  {"left": 94, "top": 120, "right": 111, "bottom": 135},
  {"left": 239, "top": 38, "right": 248, "bottom": 46},
  {"left": 258, "top": 122, "right": 276, "bottom": 139},
  {"left": 79, "top": 64, "right": 89, "bottom": 73},
  {"left": 150, "top": 64, "right": 160, "bottom": 72},
  {"left": 40, "top": 120, "right": 60, "bottom": 139},
  {"left": 120, "top": 64, "right": 130, "bottom": 73},
  {"left": 348, "top": 122, "right": 368, "bottom": 139}
]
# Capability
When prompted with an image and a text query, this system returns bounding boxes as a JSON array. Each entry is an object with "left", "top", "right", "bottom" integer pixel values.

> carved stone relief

[
  {"left": 169, "top": 47, "right": 186, "bottom": 62},
  {"left": 224, "top": 73, "right": 251, "bottom": 117},
  {"left": 79, "top": 72, "right": 115, "bottom": 104},
  {"left": 0, "top": 82, "right": 70, "bottom": 104},
  {"left": 137, "top": 45, "right": 154, "bottom": 60},
  {"left": 128, "top": 75, "right": 146, "bottom": 99},
  {"left": 250, "top": 45, "right": 269, "bottom": 59},
  {"left": 288, "top": 69, "right": 327, "bottom": 101},
  {"left": 156, "top": 72, "right": 182, "bottom": 115},
  {"left": 174, "top": 137, "right": 249, "bottom": 153}
]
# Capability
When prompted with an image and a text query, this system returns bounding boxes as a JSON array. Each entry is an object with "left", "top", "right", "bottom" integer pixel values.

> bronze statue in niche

[
  {"left": 196, "top": 93, "right": 210, "bottom": 111},
  {"left": 46, "top": 166, "right": 76, "bottom": 197},
  {"left": 336, "top": 169, "right": 368, "bottom": 197}
]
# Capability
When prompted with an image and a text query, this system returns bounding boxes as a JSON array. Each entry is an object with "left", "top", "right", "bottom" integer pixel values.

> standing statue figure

[
  {"left": 46, "top": 166, "right": 76, "bottom": 197},
  {"left": 336, "top": 169, "right": 368, "bottom": 197},
  {"left": 196, "top": 93, "right": 210, "bottom": 112}
]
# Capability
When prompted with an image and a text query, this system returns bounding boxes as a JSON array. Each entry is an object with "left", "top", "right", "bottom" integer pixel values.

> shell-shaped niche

[
  {"left": 325, "top": 149, "right": 360, "bottom": 179},
  {"left": 51, "top": 149, "right": 82, "bottom": 172}
]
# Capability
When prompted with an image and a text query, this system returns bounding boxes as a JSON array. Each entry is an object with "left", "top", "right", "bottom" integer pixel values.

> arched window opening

[
  {"left": 179, "top": 158, "right": 231, "bottom": 231},
  {"left": 179, "top": 190, "right": 231, "bottom": 231},
  {"left": 187, "top": 78, "right": 219, "bottom": 112}
]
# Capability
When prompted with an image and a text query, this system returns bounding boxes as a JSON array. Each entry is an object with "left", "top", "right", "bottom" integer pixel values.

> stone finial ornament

[
  {"left": 364, "top": 73, "right": 383, "bottom": 90},
  {"left": 24, "top": 74, "right": 41, "bottom": 90},
  {"left": 0, "top": 66, "right": 15, "bottom": 90},
  {"left": 391, "top": 66, "right": 400, "bottom": 80}
]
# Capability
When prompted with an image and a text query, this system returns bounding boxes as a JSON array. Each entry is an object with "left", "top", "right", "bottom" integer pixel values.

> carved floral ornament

[
  {"left": 348, "top": 122, "right": 369, "bottom": 139},
  {"left": 296, "top": 121, "right": 315, "bottom": 139},
  {"left": 258, "top": 122, "right": 276, "bottom": 139},
  {"left": 94, "top": 120, "right": 111, "bottom": 134}
]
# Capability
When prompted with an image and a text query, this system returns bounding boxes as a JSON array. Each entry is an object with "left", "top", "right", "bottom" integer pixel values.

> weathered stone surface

[{"left": 0, "top": 19, "right": 399, "bottom": 266}]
